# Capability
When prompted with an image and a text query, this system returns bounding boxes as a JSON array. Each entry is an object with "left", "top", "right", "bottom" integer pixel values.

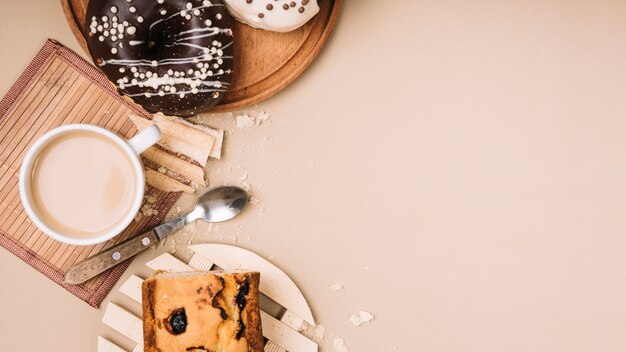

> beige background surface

[{"left": 2, "top": 0, "right": 626, "bottom": 351}]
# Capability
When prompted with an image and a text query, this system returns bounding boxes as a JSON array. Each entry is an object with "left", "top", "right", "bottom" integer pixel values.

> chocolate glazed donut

[{"left": 85, "top": 0, "right": 234, "bottom": 117}]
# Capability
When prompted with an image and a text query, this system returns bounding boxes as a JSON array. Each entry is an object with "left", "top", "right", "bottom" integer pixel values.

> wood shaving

[
  {"left": 256, "top": 111, "right": 271, "bottom": 124},
  {"left": 333, "top": 337, "right": 350, "bottom": 352},
  {"left": 235, "top": 111, "right": 271, "bottom": 128},
  {"left": 236, "top": 114, "right": 255, "bottom": 128},
  {"left": 349, "top": 310, "right": 375, "bottom": 327},
  {"left": 330, "top": 283, "right": 344, "bottom": 291},
  {"left": 311, "top": 324, "right": 325, "bottom": 341}
]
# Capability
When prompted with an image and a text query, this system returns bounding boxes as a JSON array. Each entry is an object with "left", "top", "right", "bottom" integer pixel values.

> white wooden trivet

[{"left": 99, "top": 244, "right": 317, "bottom": 352}]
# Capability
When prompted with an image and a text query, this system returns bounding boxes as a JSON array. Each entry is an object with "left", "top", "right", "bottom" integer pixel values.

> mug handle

[{"left": 127, "top": 124, "right": 162, "bottom": 155}]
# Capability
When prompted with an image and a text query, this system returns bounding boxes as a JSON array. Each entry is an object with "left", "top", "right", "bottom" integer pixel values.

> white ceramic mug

[{"left": 19, "top": 124, "right": 161, "bottom": 246}]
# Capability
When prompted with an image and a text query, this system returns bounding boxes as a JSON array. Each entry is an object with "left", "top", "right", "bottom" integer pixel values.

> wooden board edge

[{"left": 59, "top": 0, "right": 89, "bottom": 54}]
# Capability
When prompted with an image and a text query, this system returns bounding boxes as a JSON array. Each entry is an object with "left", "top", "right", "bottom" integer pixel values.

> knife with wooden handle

[{"left": 63, "top": 216, "right": 190, "bottom": 284}]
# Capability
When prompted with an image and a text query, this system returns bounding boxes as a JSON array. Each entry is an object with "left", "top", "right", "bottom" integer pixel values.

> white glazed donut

[{"left": 224, "top": 0, "right": 319, "bottom": 32}]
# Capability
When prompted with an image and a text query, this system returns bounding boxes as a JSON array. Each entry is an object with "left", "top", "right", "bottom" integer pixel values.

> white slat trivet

[
  {"left": 98, "top": 336, "right": 127, "bottom": 352},
  {"left": 183, "top": 253, "right": 317, "bottom": 352},
  {"left": 190, "top": 244, "right": 315, "bottom": 325},
  {"left": 145, "top": 252, "right": 315, "bottom": 351},
  {"left": 102, "top": 303, "right": 142, "bottom": 344},
  {"left": 106, "top": 247, "right": 318, "bottom": 352},
  {"left": 144, "top": 253, "right": 194, "bottom": 273},
  {"left": 260, "top": 311, "right": 317, "bottom": 352}
]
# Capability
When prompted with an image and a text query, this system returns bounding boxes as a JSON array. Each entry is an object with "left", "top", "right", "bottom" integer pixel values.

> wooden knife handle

[{"left": 63, "top": 230, "right": 159, "bottom": 284}]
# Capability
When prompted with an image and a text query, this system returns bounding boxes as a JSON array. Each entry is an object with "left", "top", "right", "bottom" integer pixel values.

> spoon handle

[{"left": 63, "top": 230, "right": 159, "bottom": 284}]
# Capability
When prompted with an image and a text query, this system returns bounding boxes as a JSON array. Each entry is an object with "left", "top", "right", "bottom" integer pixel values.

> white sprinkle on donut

[
  {"left": 137, "top": 16, "right": 144, "bottom": 23},
  {"left": 157, "top": 0, "right": 164, "bottom": 3},
  {"left": 160, "top": 9, "right": 167, "bottom": 15},
  {"left": 110, "top": 6, "right": 117, "bottom": 14},
  {"left": 194, "top": 9, "right": 200, "bottom": 16},
  {"left": 102, "top": 16, "right": 108, "bottom": 22},
  {"left": 119, "top": 68, "right": 125, "bottom": 73},
  {"left": 129, "top": 6, "right": 136, "bottom": 13},
  {"left": 111, "top": 47, "right": 118, "bottom": 54},
  {"left": 216, "top": 14, "right": 222, "bottom": 20},
  {"left": 205, "top": 19, "right": 212, "bottom": 26},
  {"left": 151, "top": 60, "right": 158, "bottom": 66},
  {"left": 186, "top": 2, "right": 193, "bottom": 10},
  {"left": 126, "top": 26, "right": 136, "bottom": 35}
]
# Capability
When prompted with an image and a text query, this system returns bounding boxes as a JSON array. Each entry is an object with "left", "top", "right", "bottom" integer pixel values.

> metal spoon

[{"left": 64, "top": 186, "right": 249, "bottom": 284}]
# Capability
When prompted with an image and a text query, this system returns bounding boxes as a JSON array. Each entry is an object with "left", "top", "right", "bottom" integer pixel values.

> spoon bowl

[{"left": 194, "top": 186, "right": 249, "bottom": 223}]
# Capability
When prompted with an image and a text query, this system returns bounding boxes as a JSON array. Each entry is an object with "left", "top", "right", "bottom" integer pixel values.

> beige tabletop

[{"left": 2, "top": 0, "right": 626, "bottom": 351}]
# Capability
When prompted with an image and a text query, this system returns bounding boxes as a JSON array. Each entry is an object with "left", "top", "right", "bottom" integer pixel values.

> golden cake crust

[{"left": 142, "top": 271, "right": 263, "bottom": 352}]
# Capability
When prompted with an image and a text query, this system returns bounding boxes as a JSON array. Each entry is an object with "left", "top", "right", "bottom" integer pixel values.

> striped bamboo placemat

[{"left": 0, "top": 39, "right": 181, "bottom": 307}]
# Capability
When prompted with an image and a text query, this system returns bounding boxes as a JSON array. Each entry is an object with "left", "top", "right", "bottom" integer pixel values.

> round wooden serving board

[{"left": 60, "top": 0, "right": 341, "bottom": 113}]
